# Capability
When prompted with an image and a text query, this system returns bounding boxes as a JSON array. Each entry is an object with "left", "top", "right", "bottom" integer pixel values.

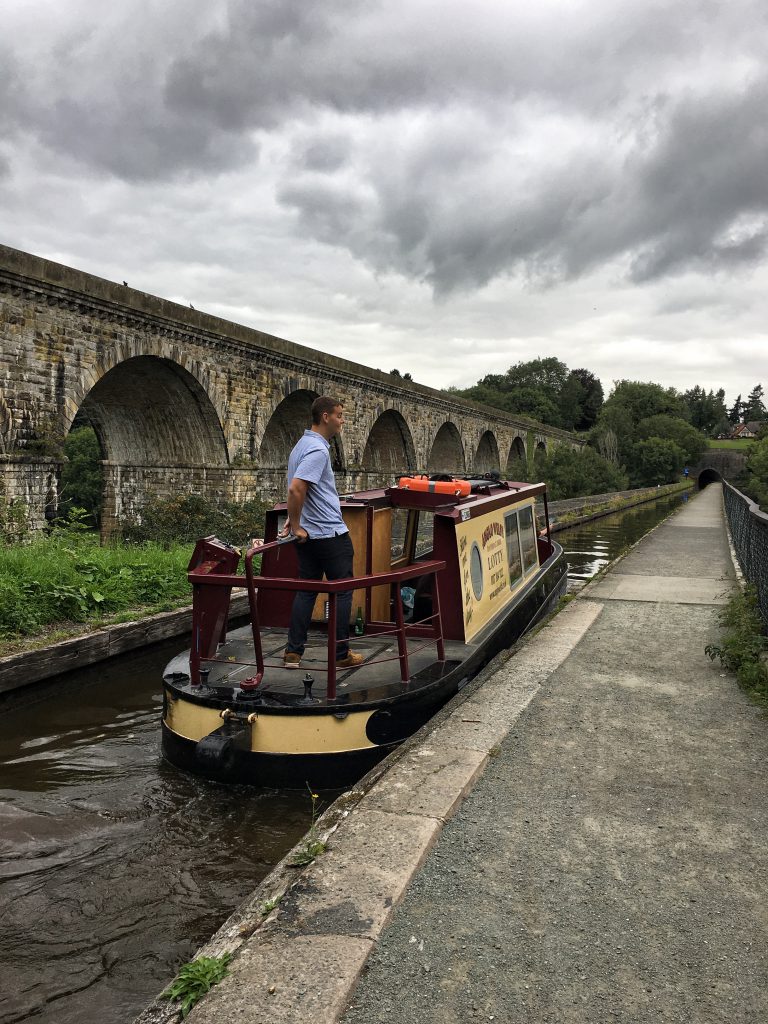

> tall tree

[
  {"left": 743, "top": 384, "right": 766, "bottom": 422},
  {"left": 559, "top": 374, "right": 586, "bottom": 431},
  {"left": 569, "top": 368, "right": 604, "bottom": 430},
  {"left": 602, "top": 380, "right": 687, "bottom": 426},
  {"left": 682, "top": 386, "right": 728, "bottom": 435},
  {"left": 728, "top": 394, "right": 743, "bottom": 424}
]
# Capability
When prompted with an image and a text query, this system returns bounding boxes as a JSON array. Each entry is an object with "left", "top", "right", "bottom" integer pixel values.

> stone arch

[
  {"left": 427, "top": 422, "right": 465, "bottom": 474},
  {"left": 362, "top": 410, "right": 416, "bottom": 474},
  {"left": 77, "top": 355, "right": 228, "bottom": 466},
  {"left": 69, "top": 338, "right": 228, "bottom": 438},
  {"left": 505, "top": 435, "right": 527, "bottom": 475},
  {"left": 533, "top": 439, "right": 547, "bottom": 476},
  {"left": 259, "top": 389, "right": 319, "bottom": 466},
  {"left": 474, "top": 431, "right": 500, "bottom": 473}
]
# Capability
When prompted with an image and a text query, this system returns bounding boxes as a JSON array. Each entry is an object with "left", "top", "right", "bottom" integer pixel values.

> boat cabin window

[
  {"left": 518, "top": 505, "right": 538, "bottom": 573},
  {"left": 415, "top": 512, "right": 435, "bottom": 558},
  {"left": 505, "top": 513, "right": 523, "bottom": 589},
  {"left": 390, "top": 507, "right": 410, "bottom": 562},
  {"left": 505, "top": 503, "right": 539, "bottom": 590},
  {"left": 390, "top": 508, "right": 436, "bottom": 566}
]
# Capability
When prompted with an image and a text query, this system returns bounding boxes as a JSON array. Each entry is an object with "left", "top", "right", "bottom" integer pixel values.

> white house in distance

[{"left": 730, "top": 421, "right": 766, "bottom": 439}]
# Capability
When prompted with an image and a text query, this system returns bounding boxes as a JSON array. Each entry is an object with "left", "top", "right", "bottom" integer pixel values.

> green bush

[
  {"left": 742, "top": 437, "right": 768, "bottom": 508},
  {"left": 629, "top": 437, "right": 685, "bottom": 486},
  {"left": 538, "top": 445, "right": 628, "bottom": 500},
  {"left": 0, "top": 490, "right": 30, "bottom": 545},
  {"left": 60, "top": 426, "right": 104, "bottom": 527},
  {"left": 121, "top": 494, "right": 270, "bottom": 548},
  {"left": 705, "top": 586, "right": 768, "bottom": 699},
  {"left": 635, "top": 414, "right": 707, "bottom": 465}
]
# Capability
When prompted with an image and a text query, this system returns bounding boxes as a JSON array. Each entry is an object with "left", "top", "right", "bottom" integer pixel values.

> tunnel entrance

[{"left": 698, "top": 468, "right": 722, "bottom": 488}]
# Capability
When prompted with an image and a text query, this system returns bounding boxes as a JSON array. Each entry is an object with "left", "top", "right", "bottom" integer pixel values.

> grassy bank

[
  {"left": 705, "top": 586, "right": 768, "bottom": 705},
  {"left": 708, "top": 439, "right": 754, "bottom": 450},
  {"left": 0, "top": 532, "right": 196, "bottom": 657}
]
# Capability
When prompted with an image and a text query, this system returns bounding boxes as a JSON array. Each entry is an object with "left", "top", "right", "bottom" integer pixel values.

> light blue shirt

[{"left": 287, "top": 430, "right": 347, "bottom": 539}]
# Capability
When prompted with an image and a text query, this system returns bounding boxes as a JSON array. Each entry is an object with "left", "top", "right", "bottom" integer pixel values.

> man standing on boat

[{"left": 279, "top": 396, "right": 364, "bottom": 671}]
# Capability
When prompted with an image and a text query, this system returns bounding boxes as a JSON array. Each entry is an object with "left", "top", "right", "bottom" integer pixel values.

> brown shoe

[
  {"left": 336, "top": 651, "right": 364, "bottom": 668},
  {"left": 283, "top": 651, "right": 302, "bottom": 669}
]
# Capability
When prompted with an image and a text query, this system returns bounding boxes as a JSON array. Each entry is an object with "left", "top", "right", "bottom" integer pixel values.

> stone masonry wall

[{"left": 0, "top": 244, "right": 582, "bottom": 535}]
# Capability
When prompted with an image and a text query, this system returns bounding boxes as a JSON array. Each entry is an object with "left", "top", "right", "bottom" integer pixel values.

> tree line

[{"left": 449, "top": 357, "right": 767, "bottom": 499}]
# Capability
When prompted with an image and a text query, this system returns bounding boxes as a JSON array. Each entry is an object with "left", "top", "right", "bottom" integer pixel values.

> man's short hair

[{"left": 311, "top": 396, "right": 343, "bottom": 424}]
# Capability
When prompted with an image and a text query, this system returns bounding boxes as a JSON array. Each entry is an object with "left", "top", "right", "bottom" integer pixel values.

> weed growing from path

[
  {"left": 289, "top": 787, "right": 327, "bottom": 866},
  {"left": 161, "top": 953, "right": 233, "bottom": 1018}
]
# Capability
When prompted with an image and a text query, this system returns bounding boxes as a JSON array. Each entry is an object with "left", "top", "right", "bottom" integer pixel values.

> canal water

[
  {"left": 0, "top": 488, "right": 689, "bottom": 1024},
  {"left": 559, "top": 489, "right": 688, "bottom": 591},
  {"left": 0, "top": 642, "right": 313, "bottom": 1024}
]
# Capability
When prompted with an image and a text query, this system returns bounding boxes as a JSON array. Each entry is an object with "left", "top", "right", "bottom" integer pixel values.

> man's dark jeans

[{"left": 286, "top": 532, "right": 355, "bottom": 659}]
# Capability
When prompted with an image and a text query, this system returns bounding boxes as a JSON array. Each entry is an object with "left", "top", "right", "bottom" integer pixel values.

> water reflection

[
  {"left": 558, "top": 491, "right": 688, "bottom": 589},
  {"left": 0, "top": 641, "right": 311, "bottom": 1024}
]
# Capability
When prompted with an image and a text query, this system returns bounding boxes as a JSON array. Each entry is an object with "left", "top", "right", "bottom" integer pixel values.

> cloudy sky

[{"left": 2, "top": 0, "right": 767, "bottom": 404}]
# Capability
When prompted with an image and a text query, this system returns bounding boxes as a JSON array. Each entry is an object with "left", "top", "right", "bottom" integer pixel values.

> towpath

[
  {"left": 152, "top": 483, "right": 767, "bottom": 1024},
  {"left": 340, "top": 482, "right": 767, "bottom": 1023}
]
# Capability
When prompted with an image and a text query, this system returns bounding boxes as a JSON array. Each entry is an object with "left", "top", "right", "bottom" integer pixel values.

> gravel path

[{"left": 343, "top": 485, "right": 768, "bottom": 1024}]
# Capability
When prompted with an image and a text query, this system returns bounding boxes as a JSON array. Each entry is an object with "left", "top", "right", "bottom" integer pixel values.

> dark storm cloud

[
  {"left": 6, "top": 0, "right": 768, "bottom": 290},
  {"left": 298, "top": 136, "right": 351, "bottom": 174}
]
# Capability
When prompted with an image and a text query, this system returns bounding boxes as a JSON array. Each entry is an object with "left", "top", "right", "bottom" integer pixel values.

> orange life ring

[{"left": 398, "top": 475, "right": 471, "bottom": 497}]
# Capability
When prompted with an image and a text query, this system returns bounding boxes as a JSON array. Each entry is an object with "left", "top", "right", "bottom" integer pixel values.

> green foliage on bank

[
  {"left": 161, "top": 954, "right": 233, "bottom": 1019},
  {"left": 589, "top": 380, "right": 709, "bottom": 487},
  {"left": 60, "top": 426, "right": 104, "bottom": 528},
  {"left": 536, "top": 444, "right": 628, "bottom": 499},
  {"left": 0, "top": 520, "right": 193, "bottom": 641},
  {"left": 706, "top": 586, "right": 768, "bottom": 702},
  {"left": 121, "top": 493, "right": 269, "bottom": 548},
  {"left": 738, "top": 437, "right": 768, "bottom": 509},
  {"left": 0, "top": 493, "right": 271, "bottom": 647}
]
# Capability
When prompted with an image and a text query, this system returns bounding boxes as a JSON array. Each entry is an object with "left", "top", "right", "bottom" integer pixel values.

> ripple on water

[{"left": 0, "top": 640, "right": 312, "bottom": 1024}]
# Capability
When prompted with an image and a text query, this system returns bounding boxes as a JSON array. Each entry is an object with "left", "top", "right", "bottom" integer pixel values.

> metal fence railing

[{"left": 722, "top": 481, "right": 768, "bottom": 628}]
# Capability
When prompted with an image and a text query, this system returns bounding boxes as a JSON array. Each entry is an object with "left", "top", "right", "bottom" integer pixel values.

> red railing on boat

[{"left": 187, "top": 536, "right": 446, "bottom": 700}]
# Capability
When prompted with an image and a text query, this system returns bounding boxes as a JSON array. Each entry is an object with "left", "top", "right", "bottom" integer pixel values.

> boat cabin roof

[{"left": 272, "top": 478, "right": 547, "bottom": 519}]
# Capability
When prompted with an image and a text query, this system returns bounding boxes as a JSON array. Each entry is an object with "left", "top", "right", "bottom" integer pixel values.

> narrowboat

[{"left": 161, "top": 475, "right": 567, "bottom": 788}]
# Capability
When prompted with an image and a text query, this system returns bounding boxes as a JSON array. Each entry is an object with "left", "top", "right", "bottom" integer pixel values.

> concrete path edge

[{"left": 132, "top": 489, "right": 707, "bottom": 1024}]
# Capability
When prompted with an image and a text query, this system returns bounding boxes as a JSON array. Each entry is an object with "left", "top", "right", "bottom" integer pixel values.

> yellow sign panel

[{"left": 455, "top": 498, "right": 538, "bottom": 642}]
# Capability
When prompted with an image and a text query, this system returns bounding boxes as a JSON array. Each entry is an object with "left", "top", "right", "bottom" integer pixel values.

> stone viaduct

[{"left": 0, "top": 244, "right": 580, "bottom": 536}]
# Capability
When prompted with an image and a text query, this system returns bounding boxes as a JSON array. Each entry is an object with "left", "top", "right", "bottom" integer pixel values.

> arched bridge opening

[
  {"left": 475, "top": 431, "right": 500, "bottom": 474},
  {"left": 427, "top": 422, "right": 465, "bottom": 475},
  {"left": 506, "top": 436, "right": 527, "bottom": 478},
  {"left": 75, "top": 356, "right": 229, "bottom": 536},
  {"left": 362, "top": 410, "right": 416, "bottom": 479},
  {"left": 259, "top": 389, "right": 317, "bottom": 468},
  {"left": 259, "top": 389, "right": 346, "bottom": 469}
]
